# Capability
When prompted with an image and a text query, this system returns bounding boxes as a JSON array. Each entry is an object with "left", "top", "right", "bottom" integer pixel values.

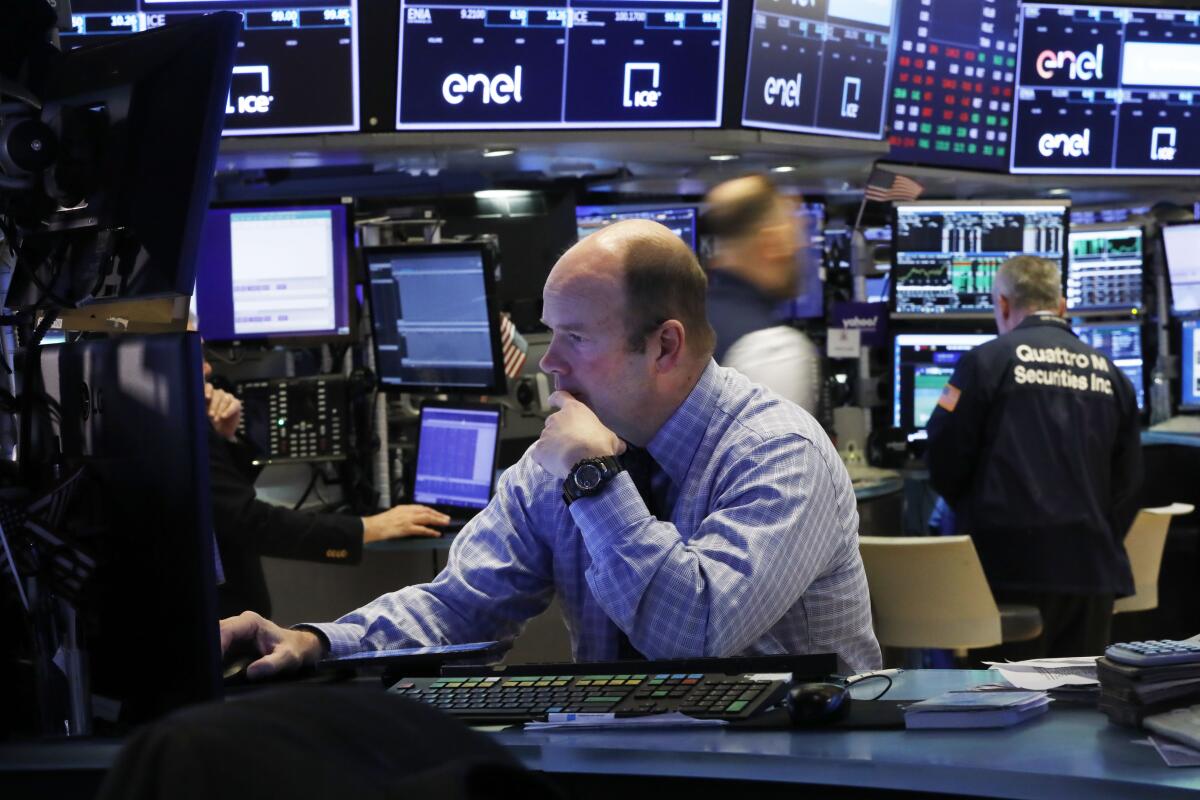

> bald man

[
  {"left": 220, "top": 220, "right": 880, "bottom": 675},
  {"left": 703, "top": 174, "right": 821, "bottom": 414}
]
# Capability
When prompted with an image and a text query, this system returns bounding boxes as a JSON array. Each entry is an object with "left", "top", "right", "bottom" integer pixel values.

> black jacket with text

[{"left": 926, "top": 315, "right": 1143, "bottom": 596}]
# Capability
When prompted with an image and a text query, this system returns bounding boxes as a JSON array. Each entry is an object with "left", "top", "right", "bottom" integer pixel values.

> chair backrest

[
  {"left": 1114, "top": 503, "right": 1195, "bottom": 614},
  {"left": 858, "top": 536, "right": 1002, "bottom": 650}
]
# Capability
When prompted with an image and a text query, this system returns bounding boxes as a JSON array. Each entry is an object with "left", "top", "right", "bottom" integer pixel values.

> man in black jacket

[
  {"left": 204, "top": 363, "right": 448, "bottom": 618},
  {"left": 926, "top": 255, "right": 1143, "bottom": 658}
]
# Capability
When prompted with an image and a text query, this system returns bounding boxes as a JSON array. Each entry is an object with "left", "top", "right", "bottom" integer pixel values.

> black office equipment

[
  {"left": 892, "top": 200, "right": 1069, "bottom": 317},
  {"left": 1071, "top": 322, "right": 1145, "bottom": 411},
  {"left": 365, "top": 243, "right": 507, "bottom": 395},
  {"left": 742, "top": 0, "right": 897, "bottom": 139},
  {"left": 1066, "top": 226, "right": 1144, "bottom": 315},
  {"left": 786, "top": 682, "right": 852, "bottom": 726},
  {"left": 1164, "top": 222, "right": 1200, "bottom": 317},
  {"left": 891, "top": 332, "right": 996, "bottom": 433},
  {"left": 1012, "top": 3, "right": 1200, "bottom": 175},
  {"left": 193, "top": 201, "right": 356, "bottom": 345},
  {"left": 62, "top": 0, "right": 361, "bottom": 136},
  {"left": 235, "top": 375, "right": 350, "bottom": 464},
  {"left": 886, "top": 0, "right": 1020, "bottom": 171},
  {"left": 411, "top": 402, "right": 502, "bottom": 531}
]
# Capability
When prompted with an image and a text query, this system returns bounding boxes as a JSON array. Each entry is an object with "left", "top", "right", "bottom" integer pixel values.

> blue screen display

[
  {"left": 1013, "top": 4, "right": 1200, "bottom": 175},
  {"left": 576, "top": 206, "right": 697, "bottom": 250},
  {"left": 1072, "top": 322, "right": 1145, "bottom": 411},
  {"left": 415, "top": 407, "right": 500, "bottom": 509},
  {"left": 396, "top": 1, "right": 728, "bottom": 129},
  {"left": 194, "top": 204, "right": 352, "bottom": 342},
  {"left": 1183, "top": 320, "right": 1200, "bottom": 409},
  {"left": 62, "top": 0, "right": 360, "bottom": 136}
]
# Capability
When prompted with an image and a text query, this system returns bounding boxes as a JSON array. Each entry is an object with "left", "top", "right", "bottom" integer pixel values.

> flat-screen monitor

[
  {"left": 395, "top": 1, "right": 728, "bottom": 129},
  {"left": 1072, "top": 321, "right": 1145, "bottom": 411},
  {"left": 886, "top": 0, "right": 1019, "bottom": 171},
  {"left": 1164, "top": 223, "right": 1200, "bottom": 317},
  {"left": 365, "top": 243, "right": 507, "bottom": 395},
  {"left": 193, "top": 202, "right": 355, "bottom": 344},
  {"left": 892, "top": 201, "right": 1069, "bottom": 318},
  {"left": 1182, "top": 319, "right": 1200, "bottom": 410},
  {"left": 1012, "top": 3, "right": 1200, "bottom": 175},
  {"left": 866, "top": 276, "right": 890, "bottom": 304},
  {"left": 1066, "top": 226, "right": 1143, "bottom": 316},
  {"left": 413, "top": 402, "right": 502, "bottom": 512},
  {"left": 576, "top": 205, "right": 698, "bottom": 250},
  {"left": 62, "top": 1, "right": 361, "bottom": 136},
  {"left": 742, "top": 0, "right": 897, "bottom": 139},
  {"left": 786, "top": 201, "right": 826, "bottom": 319},
  {"left": 1070, "top": 206, "right": 1151, "bottom": 226},
  {"left": 892, "top": 332, "right": 995, "bottom": 431}
]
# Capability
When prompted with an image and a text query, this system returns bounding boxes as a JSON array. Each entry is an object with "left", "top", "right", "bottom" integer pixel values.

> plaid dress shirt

[{"left": 306, "top": 361, "right": 881, "bottom": 672}]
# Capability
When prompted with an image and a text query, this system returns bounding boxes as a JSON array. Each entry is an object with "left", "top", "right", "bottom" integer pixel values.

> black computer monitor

[
  {"left": 1071, "top": 321, "right": 1145, "bottom": 411},
  {"left": 5, "top": 12, "right": 239, "bottom": 312},
  {"left": 1164, "top": 222, "right": 1200, "bottom": 317},
  {"left": 885, "top": 0, "right": 1020, "bottom": 171},
  {"left": 365, "top": 243, "right": 507, "bottom": 395},
  {"left": 1066, "top": 225, "right": 1144, "bottom": 316},
  {"left": 891, "top": 331, "right": 996, "bottom": 434},
  {"left": 193, "top": 201, "right": 355, "bottom": 345},
  {"left": 576, "top": 205, "right": 698, "bottom": 251},
  {"left": 8, "top": 334, "right": 221, "bottom": 731},
  {"left": 891, "top": 200, "right": 1069, "bottom": 318}
]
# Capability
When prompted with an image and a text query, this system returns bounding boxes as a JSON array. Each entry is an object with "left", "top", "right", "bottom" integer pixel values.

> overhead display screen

[
  {"left": 62, "top": 0, "right": 360, "bottom": 136},
  {"left": 742, "top": 0, "right": 897, "bottom": 139},
  {"left": 886, "top": 0, "right": 1019, "bottom": 170},
  {"left": 1012, "top": 4, "right": 1200, "bottom": 174},
  {"left": 892, "top": 201, "right": 1068, "bottom": 317},
  {"left": 395, "top": 1, "right": 728, "bottom": 129}
]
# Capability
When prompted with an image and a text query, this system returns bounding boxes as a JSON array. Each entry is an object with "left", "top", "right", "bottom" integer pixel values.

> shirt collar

[
  {"left": 1016, "top": 312, "right": 1070, "bottom": 331},
  {"left": 643, "top": 359, "right": 723, "bottom": 487}
]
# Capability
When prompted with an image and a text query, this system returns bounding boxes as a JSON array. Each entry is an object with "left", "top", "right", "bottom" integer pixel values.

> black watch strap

[{"left": 562, "top": 455, "right": 624, "bottom": 506}]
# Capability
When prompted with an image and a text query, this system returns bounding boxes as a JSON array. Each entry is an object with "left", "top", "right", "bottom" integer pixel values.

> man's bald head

[
  {"left": 702, "top": 174, "right": 802, "bottom": 298},
  {"left": 551, "top": 219, "right": 716, "bottom": 359}
]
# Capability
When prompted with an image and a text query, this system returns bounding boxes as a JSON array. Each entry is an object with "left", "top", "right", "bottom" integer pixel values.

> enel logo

[
  {"left": 442, "top": 66, "right": 524, "bottom": 105},
  {"left": 1035, "top": 44, "right": 1104, "bottom": 81},
  {"left": 764, "top": 73, "right": 803, "bottom": 108},
  {"left": 1038, "top": 128, "right": 1091, "bottom": 158}
]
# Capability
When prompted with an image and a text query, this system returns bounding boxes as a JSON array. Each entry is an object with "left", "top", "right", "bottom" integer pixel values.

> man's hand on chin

[{"left": 531, "top": 391, "right": 626, "bottom": 479}]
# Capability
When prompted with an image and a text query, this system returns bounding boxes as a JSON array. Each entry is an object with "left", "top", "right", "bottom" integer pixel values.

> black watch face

[{"left": 574, "top": 463, "right": 604, "bottom": 492}]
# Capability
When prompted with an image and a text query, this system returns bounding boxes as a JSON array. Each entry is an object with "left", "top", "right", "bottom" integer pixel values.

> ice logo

[
  {"left": 1038, "top": 128, "right": 1090, "bottom": 158},
  {"left": 226, "top": 66, "right": 274, "bottom": 115},
  {"left": 1035, "top": 44, "right": 1104, "bottom": 81},
  {"left": 442, "top": 66, "right": 523, "bottom": 105}
]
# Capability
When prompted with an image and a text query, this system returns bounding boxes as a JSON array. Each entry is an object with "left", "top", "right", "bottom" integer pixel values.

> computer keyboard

[
  {"left": 1150, "top": 416, "right": 1200, "bottom": 435},
  {"left": 387, "top": 672, "right": 789, "bottom": 724}
]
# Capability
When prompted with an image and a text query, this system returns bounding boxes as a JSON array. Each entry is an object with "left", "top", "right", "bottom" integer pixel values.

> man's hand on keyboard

[{"left": 219, "top": 611, "right": 326, "bottom": 680}]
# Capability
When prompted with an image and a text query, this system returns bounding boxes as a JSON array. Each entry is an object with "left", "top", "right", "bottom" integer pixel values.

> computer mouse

[
  {"left": 222, "top": 655, "right": 257, "bottom": 687},
  {"left": 785, "top": 682, "right": 851, "bottom": 726}
]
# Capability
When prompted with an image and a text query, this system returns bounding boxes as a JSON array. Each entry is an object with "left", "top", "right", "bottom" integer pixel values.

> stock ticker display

[
  {"left": 886, "top": 0, "right": 1019, "bottom": 170},
  {"left": 61, "top": 0, "right": 360, "bottom": 135},
  {"left": 1071, "top": 322, "right": 1145, "bottom": 410},
  {"left": 892, "top": 203, "right": 1067, "bottom": 316},
  {"left": 1013, "top": 4, "right": 1200, "bottom": 174},
  {"left": 742, "top": 0, "right": 897, "bottom": 139},
  {"left": 395, "top": 1, "right": 728, "bottom": 128},
  {"left": 1066, "top": 226, "right": 1144, "bottom": 314}
]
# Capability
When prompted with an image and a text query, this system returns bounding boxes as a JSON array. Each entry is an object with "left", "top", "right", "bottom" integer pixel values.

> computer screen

[
  {"left": 395, "top": 1, "right": 728, "bottom": 129},
  {"left": 1070, "top": 206, "right": 1151, "bottom": 226},
  {"left": 1072, "top": 322, "right": 1145, "bottom": 411},
  {"left": 61, "top": 0, "right": 361, "bottom": 136},
  {"left": 886, "top": 0, "right": 1019, "bottom": 171},
  {"left": 892, "top": 332, "right": 995, "bottom": 430},
  {"left": 366, "top": 243, "right": 507, "bottom": 394},
  {"left": 867, "top": 276, "right": 890, "bottom": 304},
  {"left": 193, "top": 203, "right": 354, "bottom": 344},
  {"left": 576, "top": 205, "right": 698, "bottom": 250},
  {"left": 742, "top": 0, "right": 897, "bottom": 139},
  {"left": 1012, "top": 3, "right": 1200, "bottom": 175},
  {"left": 1164, "top": 223, "right": 1200, "bottom": 317},
  {"left": 1066, "top": 226, "right": 1143, "bottom": 315},
  {"left": 787, "top": 201, "right": 827, "bottom": 319},
  {"left": 892, "top": 201, "right": 1068, "bottom": 317},
  {"left": 413, "top": 403, "right": 502, "bottom": 510},
  {"left": 1183, "top": 319, "right": 1200, "bottom": 410}
]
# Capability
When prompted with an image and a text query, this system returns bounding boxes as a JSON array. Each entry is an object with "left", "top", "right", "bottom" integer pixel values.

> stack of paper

[{"left": 904, "top": 690, "right": 1051, "bottom": 729}]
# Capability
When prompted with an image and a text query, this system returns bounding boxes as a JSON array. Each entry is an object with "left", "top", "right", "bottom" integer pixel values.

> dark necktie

[{"left": 612, "top": 447, "right": 665, "bottom": 661}]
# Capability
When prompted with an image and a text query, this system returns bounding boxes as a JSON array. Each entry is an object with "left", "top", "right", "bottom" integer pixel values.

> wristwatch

[{"left": 562, "top": 456, "right": 624, "bottom": 506}]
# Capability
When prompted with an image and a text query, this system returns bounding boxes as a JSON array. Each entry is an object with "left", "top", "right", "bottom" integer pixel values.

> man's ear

[
  {"left": 997, "top": 294, "right": 1011, "bottom": 321},
  {"left": 1057, "top": 296, "right": 1067, "bottom": 318},
  {"left": 653, "top": 320, "right": 686, "bottom": 372}
]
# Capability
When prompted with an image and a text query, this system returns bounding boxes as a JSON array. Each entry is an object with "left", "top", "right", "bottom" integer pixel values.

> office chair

[
  {"left": 858, "top": 536, "right": 1042, "bottom": 654},
  {"left": 1114, "top": 503, "right": 1195, "bottom": 614}
]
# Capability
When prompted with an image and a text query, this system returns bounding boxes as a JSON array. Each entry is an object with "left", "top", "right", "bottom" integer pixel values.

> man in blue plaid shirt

[{"left": 221, "top": 220, "right": 881, "bottom": 674}]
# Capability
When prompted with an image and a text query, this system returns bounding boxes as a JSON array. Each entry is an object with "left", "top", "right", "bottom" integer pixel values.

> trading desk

[{"left": 5, "top": 670, "right": 1200, "bottom": 799}]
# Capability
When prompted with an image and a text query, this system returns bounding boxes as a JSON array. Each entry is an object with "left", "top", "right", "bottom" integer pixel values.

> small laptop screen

[{"left": 414, "top": 406, "right": 501, "bottom": 510}]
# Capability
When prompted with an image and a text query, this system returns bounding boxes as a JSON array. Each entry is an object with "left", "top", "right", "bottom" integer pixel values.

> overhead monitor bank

[
  {"left": 885, "top": 0, "right": 1019, "bottom": 171},
  {"left": 395, "top": 1, "right": 728, "bottom": 129},
  {"left": 1012, "top": 3, "right": 1200, "bottom": 175},
  {"left": 742, "top": 0, "right": 897, "bottom": 139},
  {"left": 61, "top": 0, "right": 361, "bottom": 136}
]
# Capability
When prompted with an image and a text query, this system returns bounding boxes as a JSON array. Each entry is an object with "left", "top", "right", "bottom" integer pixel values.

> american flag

[
  {"left": 499, "top": 312, "right": 528, "bottom": 380},
  {"left": 863, "top": 167, "right": 925, "bottom": 203}
]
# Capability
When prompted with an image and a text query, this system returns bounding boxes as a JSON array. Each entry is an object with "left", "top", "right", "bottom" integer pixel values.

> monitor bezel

[
  {"left": 1065, "top": 223, "right": 1146, "bottom": 318},
  {"left": 410, "top": 399, "right": 504, "bottom": 510},
  {"left": 1163, "top": 220, "right": 1200, "bottom": 319},
  {"left": 194, "top": 198, "right": 359, "bottom": 348},
  {"left": 363, "top": 242, "right": 508, "bottom": 396},
  {"left": 890, "top": 199, "right": 1070, "bottom": 321}
]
